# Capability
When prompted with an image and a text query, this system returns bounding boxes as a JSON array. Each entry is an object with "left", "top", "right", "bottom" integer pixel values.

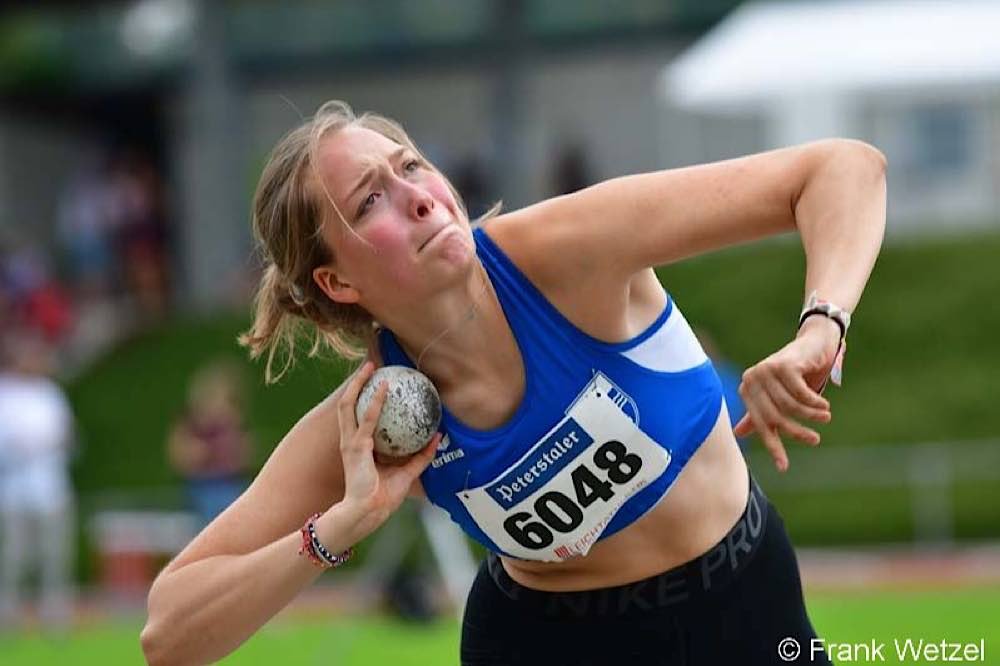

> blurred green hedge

[{"left": 658, "top": 229, "right": 1000, "bottom": 446}]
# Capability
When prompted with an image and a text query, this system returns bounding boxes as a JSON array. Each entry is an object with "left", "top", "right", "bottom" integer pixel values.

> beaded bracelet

[{"left": 298, "top": 512, "right": 354, "bottom": 569}]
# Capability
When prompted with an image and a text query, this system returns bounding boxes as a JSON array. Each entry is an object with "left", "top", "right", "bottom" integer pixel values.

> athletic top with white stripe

[{"left": 377, "top": 226, "right": 724, "bottom": 563}]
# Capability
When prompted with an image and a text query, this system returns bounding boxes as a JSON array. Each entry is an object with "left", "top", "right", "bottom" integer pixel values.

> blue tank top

[{"left": 378, "top": 226, "right": 724, "bottom": 562}]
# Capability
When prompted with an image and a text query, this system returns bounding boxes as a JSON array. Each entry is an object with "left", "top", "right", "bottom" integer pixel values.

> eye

[
  {"left": 358, "top": 191, "right": 381, "bottom": 218},
  {"left": 403, "top": 159, "right": 421, "bottom": 173}
]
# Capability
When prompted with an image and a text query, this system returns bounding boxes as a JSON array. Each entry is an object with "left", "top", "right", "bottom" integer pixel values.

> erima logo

[{"left": 432, "top": 434, "right": 464, "bottom": 468}]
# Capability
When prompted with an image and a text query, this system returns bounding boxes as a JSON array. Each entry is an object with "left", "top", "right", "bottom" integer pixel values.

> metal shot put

[{"left": 356, "top": 366, "right": 442, "bottom": 457}]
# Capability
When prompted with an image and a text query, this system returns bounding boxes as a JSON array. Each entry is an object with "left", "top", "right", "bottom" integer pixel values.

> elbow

[
  {"left": 141, "top": 619, "right": 173, "bottom": 666},
  {"left": 141, "top": 618, "right": 194, "bottom": 666},
  {"left": 853, "top": 139, "right": 888, "bottom": 175},
  {"left": 141, "top": 581, "right": 185, "bottom": 666},
  {"left": 831, "top": 138, "right": 888, "bottom": 176}
]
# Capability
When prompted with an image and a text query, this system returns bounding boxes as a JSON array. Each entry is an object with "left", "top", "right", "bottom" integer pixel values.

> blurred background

[{"left": 1, "top": 0, "right": 998, "bottom": 663}]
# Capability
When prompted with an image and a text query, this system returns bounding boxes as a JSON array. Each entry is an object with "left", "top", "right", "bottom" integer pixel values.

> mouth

[{"left": 418, "top": 225, "right": 449, "bottom": 252}]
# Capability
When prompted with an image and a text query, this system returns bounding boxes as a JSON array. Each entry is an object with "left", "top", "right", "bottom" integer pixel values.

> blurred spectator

[
  {"left": 385, "top": 566, "right": 438, "bottom": 623},
  {"left": 0, "top": 330, "right": 77, "bottom": 631},
  {"left": 551, "top": 142, "right": 592, "bottom": 195},
  {"left": 0, "top": 235, "right": 16, "bottom": 328},
  {"left": 168, "top": 359, "right": 253, "bottom": 526},
  {"left": 696, "top": 328, "right": 748, "bottom": 450},
  {"left": 52, "top": 148, "right": 132, "bottom": 372},
  {"left": 108, "top": 149, "right": 170, "bottom": 321},
  {"left": 2, "top": 144, "right": 175, "bottom": 377},
  {"left": 0, "top": 241, "right": 74, "bottom": 345},
  {"left": 56, "top": 152, "right": 117, "bottom": 301}
]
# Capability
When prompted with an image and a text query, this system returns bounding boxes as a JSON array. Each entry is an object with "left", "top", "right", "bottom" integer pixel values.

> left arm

[
  {"left": 791, "top": 140, "right": 887, "bottom": 313},
  {"left": 507, "top": 138, "right": 887, "bottom": 470},
  {"left": 734, "top": 142, "right": 887, "bottom": 470},
  {"left": 508, "top": 138, "right": 885, "bottom": 290}
]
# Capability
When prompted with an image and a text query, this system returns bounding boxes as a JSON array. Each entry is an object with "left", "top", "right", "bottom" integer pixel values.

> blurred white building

[{"left": 660, "top": 0, "right": 1000, "bottom": 234}]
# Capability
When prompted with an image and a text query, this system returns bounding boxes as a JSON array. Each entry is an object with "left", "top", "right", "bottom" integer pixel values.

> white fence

[
  {"left": 80, "top": 437, "right": 999, "bottom": 602},
  {"left": 746, "top": 438, "right": 1000, "bottom": 543}
]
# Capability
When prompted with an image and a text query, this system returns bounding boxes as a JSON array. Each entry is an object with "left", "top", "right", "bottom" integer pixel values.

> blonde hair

[{"left": 238, "top": 100, "right": 499, "bottom": 383}]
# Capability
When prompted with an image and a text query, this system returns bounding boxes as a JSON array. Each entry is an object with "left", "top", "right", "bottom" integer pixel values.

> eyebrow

[{"left": 345, "top": 146, "right": 409, "bottom": 209}]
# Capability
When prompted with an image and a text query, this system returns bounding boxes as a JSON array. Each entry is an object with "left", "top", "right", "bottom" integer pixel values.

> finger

[
  {"left": 374, "top": 451, "right": 410, "bottom": 467},
  {"left": 753, "top": 389, "right": 821, "bottom": 447},
  {"left": 378, "top": 434, "right": 441, "bottom": 504},
  {"left": 338, "top": 361, "right": 375, "bottom": 436},
  {"left": 742, "top": 394, "right": 791, "bottom": 471},
  {"left": 737, "top": 375, "right": 769, "bottom": 437},
  {"left": 348, "top": 360, "right": 375, "bottom": 400},
  {"left": 741, "top": 398, "right": 784, "bottom": 467},
  {"left": 781, "top": 365, "right": 830, "bottom": 410},
  {"left": 766, "top": 376, "right": 831, "bottom": 423},
  {"left": 374, "top": 429, "right": 439, "bottom": 467},
  {"left": 733, "top": 414, "right": 754, "bottom": 437},
  {"left": 343, "top": 380, "right": 387, "bottom": 460},
  {"left": 358, "top": 380, "right": 389, "bottom": 436},
  {"left": 760, "top": 423, "right": 789, "bottom": 473},
  {"left": 741, "top": 371, "right": 808, "bottom": 447},
  {"left": 402, "top": 432, "right": 441, "bottom": 477},
  {"left": 778, "top": 417, "right": 821, "bottom": 446}
]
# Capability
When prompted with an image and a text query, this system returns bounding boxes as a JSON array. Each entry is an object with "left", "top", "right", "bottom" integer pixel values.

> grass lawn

[
  {"left": 809, "top": 587, "right": 1000, "bottom": 664},
  {"left": 2, "top": 587, "right": 998, "bottom": 665}
]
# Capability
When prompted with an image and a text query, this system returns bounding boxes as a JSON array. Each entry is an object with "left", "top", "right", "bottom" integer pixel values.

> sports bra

[{"left": 377, "top": 226, "right": 724, "bottom": 562}]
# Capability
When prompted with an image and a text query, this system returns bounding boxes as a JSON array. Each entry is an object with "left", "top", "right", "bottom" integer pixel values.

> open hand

[{"left": 733, "top": 316, "right": 841, "bottom": 472}]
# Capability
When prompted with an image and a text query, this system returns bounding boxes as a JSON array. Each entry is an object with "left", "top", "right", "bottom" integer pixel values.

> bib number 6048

[{"left": 502, "top": 440, "right": 642, "bottom": 550}]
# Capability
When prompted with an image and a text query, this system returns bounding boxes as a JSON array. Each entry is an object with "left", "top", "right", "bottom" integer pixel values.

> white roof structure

[{"left": 664, "top": 0, "right": 1000, "bottom": 112}]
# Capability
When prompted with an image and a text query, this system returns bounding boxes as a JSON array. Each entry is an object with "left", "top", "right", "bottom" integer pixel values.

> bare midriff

[{"left": 500, "top": 405, "right": 750, "bottom": 592}]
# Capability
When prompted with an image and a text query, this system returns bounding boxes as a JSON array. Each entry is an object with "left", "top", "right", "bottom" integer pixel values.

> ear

[{"left": 313, "top": 265, "right": 360, "bottom": 305}]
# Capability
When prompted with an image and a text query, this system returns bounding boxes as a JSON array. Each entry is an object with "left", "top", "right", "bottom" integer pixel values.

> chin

[{"left": 430, "top": 225, "right": 475, "bottom": 263}]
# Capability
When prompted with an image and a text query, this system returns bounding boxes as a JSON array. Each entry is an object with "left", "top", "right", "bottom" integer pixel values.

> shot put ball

[{"left": 355, "top": 365, "right": 442, "bottom": 457}]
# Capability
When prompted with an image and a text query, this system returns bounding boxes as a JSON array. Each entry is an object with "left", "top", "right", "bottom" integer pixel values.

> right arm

[{"left": 140, "top": 361, "right": 437, "bottom": 666}]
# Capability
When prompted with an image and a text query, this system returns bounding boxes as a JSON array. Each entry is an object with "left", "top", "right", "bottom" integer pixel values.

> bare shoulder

[
  {"left": 480, "top": 201, "right": 624, "bottom": 302},
  {"left": 162, "top": 366, "right": 362, "bottom": 574},
  {"left": 480, "top": 207, "right": 664, "bottom": 343}
]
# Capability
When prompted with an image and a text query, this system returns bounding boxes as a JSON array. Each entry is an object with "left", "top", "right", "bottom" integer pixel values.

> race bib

[{"left": 457, "top": 373, "right": 670, "bottom": 562}]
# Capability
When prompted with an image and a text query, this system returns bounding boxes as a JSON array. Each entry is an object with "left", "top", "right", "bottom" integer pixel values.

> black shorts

[{"left": 460, "top": 477, "right": 831, "bottom": 665}]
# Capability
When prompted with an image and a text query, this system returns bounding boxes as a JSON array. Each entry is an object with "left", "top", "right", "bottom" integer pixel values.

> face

[{"left": 312, "top": 125, "right": 474, "bottom": 309}]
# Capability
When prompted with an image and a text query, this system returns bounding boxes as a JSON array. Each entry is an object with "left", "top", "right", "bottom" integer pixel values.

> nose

[{"left": 401, "top": 178, "right": 434, "bottom": 220}]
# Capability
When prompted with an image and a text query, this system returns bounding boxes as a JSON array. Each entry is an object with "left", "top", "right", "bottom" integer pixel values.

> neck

[{"left": 386, "top": 261, "right": 511, "bottom": 392}]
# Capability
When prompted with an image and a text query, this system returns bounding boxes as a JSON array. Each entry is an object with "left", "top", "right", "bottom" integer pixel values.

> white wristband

[{"left": 798, "top": 290, "right": 851, "bottom": 339}]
